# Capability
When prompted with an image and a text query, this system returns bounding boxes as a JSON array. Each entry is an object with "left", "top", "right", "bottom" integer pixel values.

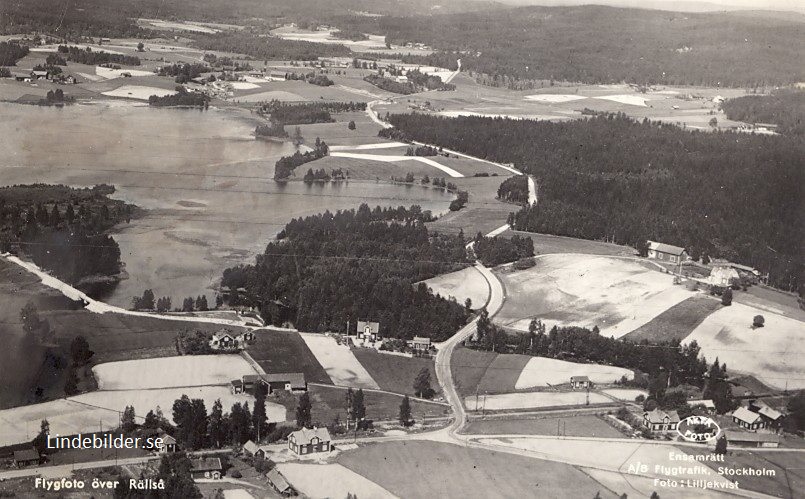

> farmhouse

[
  {"left": 570, "top": 376, "right": 592, "bottom": 389},
  {"left": 408, "top": 336, "right": 432, "bottom": 354},
  {"left": 357, "top": 320, "right": 380, "bottom": 342},
  {"left": 267, "top": 468, "right": 294, "bottom": 496},
  {"left": 732, "top": 406, "right": 766, "bottom": 431},
  {"left": 30, "top": 70, "right": 49, "bottom": 80},
  {"left": 13, "top": 449, "right": 40, "bottom": 468},
  {"left": 723, "top": 430, "right": 779, "bottom": 448},
  {"left": 708, "top": 266, "right": 740, "bottom": 287},
  {"left": 643, "top": 409, "right": 680, "bottom": 433},
  {"left": 687, "top": 399, "right": 716, "bottom": 414},
  {"left": 190, "top": 457, "right": 223, "bottom": 479},
  {"left": 288, "top": 427, "right": 331, "bottom": 455},
  {"left": 209, "top": 331, "right": 237, "bottom": 350},
  {"left": 747, "top": 400, "right": 784, "bottom": 427},
  {"left": 647, "top": 241, "right": 688, "bottom": 264}
]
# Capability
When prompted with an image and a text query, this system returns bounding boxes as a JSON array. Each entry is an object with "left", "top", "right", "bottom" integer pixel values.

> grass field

[
  {"left": 511, "top": 231, "right": 635, "bottom": 257},
  {"left": 475, "top": 354, "right": 533, "bottom": 394},
  {"left": 337, "top": 441, "right": 617, "bottom": 499},
  {"left": 93, "top": 355, "right": 257, "bottom": 390},
  {"left": 247, "top": 330, "right": 331, "bottom": 385},
  {"left": 305, "top": 385, "right": 449, "bottom": 426},
  {"left": 600, "top": 388, "right": 647, "bottom": 401},
  {"left": 350, "top": 349, "right": 439, "bottom": 397},
  {"left": 277, "top": 463, "right": 395, "bottom": 499},
  {"left": 683, "top": 302, "right": 805, "bottom": 390},
  {"left": 426, "top": 176, "right": 514, "bottom": 236},
  {"left": 622, "top": 295, "right": 722, "bottom": 343},
  {"left": 301, "top": 333, "right": 379, "bottom": 389},
  {"left": 419, "top": 266, "right": 490, "bottom": 310},
  {"left": 450, "top": 347, "right": 498, "bottom": 397},
  {"left": 515, "top": 357, "right": 633, "bottom": 389},
  {"left": 464, "top": 415, "right": 624, "bottom": 438},
  {"left": 494, "top": 254, "right": 694, "bottom": 338},
  {"left": 467, "top": 391, "right": 612, "bottom": 411}
]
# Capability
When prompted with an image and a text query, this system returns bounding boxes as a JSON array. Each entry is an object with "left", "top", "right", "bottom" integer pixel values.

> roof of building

[
  {"left": 262, "top": 372, "right": 306, "bottom": 389},
  {"left": 687, "top": 399, "right": 715, "bottom": 409},
  {"left": 31, "top": 70, "right": 48, "bottom": 76},
  {"left": 160, "top": 433, "right": 177, "bottom": 444},
  {"left": 357, "top": 321, "right": 380, "bottom": 334},
  {"left": 13, "top": 449, "right": 39, "bottom": 462},
  {"left": 289, "top": 427, "right": 331, "bottom": 445},
  {"left": 723, "top": 430, "right": 780, "bottom": 443},
  {"left": 758, "top": 406, "right": 783, "bottom": 421},
  {"left": 191, "top": 457, "right": 222, "bottom": 472},
  {"left": 648, "top": 241, "right": 686, "bottom": 256},
  {"left": 243, "top": 440, "right": 259, "bottom": 454},
  {"left": 267, "top": 468, "right": 292, "bottom": 491},
  {"left": 732, "top": 406, "right": 763, "bottom": 424},
  {"left": 411, "top": 336, "right": 431, "bottom": 344},
  {"left": 212, "top": 331, "right": 235, "bottom": 340},
  {"left": 644, "top": 409, "right": 681, "bottom": 424},
  {"left": 570, "top": 376, "right": 590, "bottom": 383}
]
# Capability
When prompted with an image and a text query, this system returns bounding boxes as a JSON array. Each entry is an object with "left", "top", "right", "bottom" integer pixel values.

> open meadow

[
  {"left": 92, "top": 355, "right": 257, "bottom": 390},
  {"left": 683, "top": 302, "right": 805, "bottom": 390},
  {"left": 277, "top": 463, "right": 396, "bottom": 499},
  {"left": 514, "top": 357, "right": 633, "bottom": 389},
  {"left": 418, "top": 266, "right": 490, "bottom": 310},
  {"left": 350, "top": 349, "right": 439, "bottom": 397},
  {"left": 337, "top": 441, "right": 617, "bottom": 499},
  {"left": 466, "top": 391, "right": 612, "bottom": 411},
  {"left": 464, "top": 414, "right": 624, "bottom": 438},
  {"left": 622, "top": 295, "right": 722, "bottom": 343},
  {"left": 494, "top": 254, "right": 695, "bottom": 338},
  {"left": 304, "top": 385, "right": 449, "bottom": 426},
  {"left": 300, "top": 333, "right": 380, "bottom": 389},
  {"left": 246, "top": 330, "right": 331, "bottom": 385}
]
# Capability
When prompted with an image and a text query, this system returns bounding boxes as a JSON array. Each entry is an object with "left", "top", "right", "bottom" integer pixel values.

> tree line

[
  {"left": 148, "top": 88, "right": 210, "bottom": 108},
  {"left": 0, "top": 184, "right": 135, "bottom": 284},
  {"left": 273, "top": 137, "right": 329, "bottom": 180},
  {"left": 220, "top": 204, "right": 470, "bottom": 339},
  {"left": 472, "top": 233, "right": 533, "bottom": 267},
  {"left": 385, "top": 112, "right": 803, "bottom": 293},
  {"left": 0, "top": 41, "right": 29, "bottom": 66},
  {"left": 57, "top": 45, "right": 141, "bottom": 66},
  {"left": 497, "top": 175, "right": 528, "bottom": 205},
  {"left": 257, "top": 100, "right": 366, "bottom": 126},
  {"left": 721, "top": 89, "right": 805, "bottom": 137},
  {"left": 192, "top": 31, "right": 350, "bottom": 61}
]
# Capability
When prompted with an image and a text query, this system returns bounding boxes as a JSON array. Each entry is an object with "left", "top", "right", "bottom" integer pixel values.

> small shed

[
  {"left": 190, "top": 457, "right": 222, "bottom": 479},
  {"left": 13, "top": 449, "right": 40, "bottom": 468},
  {"left": 569, "top": 376, "right": 591, "bottom": 389},
  {"left": 647, "top": 241, "right": 688, "bottom": 264},
  {"left": 267, "top": 468, "right": 294, "bottom": 496},
  {"left": 723, "top": 429, "right": 779, "bottom": 448}
]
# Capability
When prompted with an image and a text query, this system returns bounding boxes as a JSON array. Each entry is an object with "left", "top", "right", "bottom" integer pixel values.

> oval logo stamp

[{"left": 677, "top": 415, "right": 721, "bottom": 442}]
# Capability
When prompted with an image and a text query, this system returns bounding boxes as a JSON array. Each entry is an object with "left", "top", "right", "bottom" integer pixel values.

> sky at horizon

[{"left": 496, "top": 0, "right": 805, "bottom": 14}]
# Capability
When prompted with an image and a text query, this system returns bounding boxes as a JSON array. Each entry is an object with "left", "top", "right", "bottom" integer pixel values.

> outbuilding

[
  {"left": 723, "top": 429, "right": 779, "bottom": 448},
  {"left": 570, "top": 376, "right": 591, "bottom": 389},
  {"left": 732, "top": 406, "right": 766, "bottom": 431},
  {"left": 647, "top": 241, "right": 688, "bottom": 264},
  {"left": 190, "top": 457, "right": 222, "bottom": 479},
  {"left": 13, "top": 449, "right": 40, "bottom": 468}
]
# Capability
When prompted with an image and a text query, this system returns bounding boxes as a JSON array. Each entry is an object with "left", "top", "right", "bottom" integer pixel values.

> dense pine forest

[
  {"left": 335, "top": 6, "right": 805, "bottom": 87},
  {"left": 192, "top": 32, "right": 350, "bottom": 61},
  {"left": 497, "top": 175, "right": 529, "bottom": 205},
  {"left": 257, "top": 101, "right": 365, "bottom": 126},
  {"left": 386, "top": 113, "right": 804, "bottom": 293},
  {"left": 0, "top": 184, "right": 137, "bottom": 285},
  {"left": 0, "top": 41, "right": 29, "bottom": 66},
  {"left": 221, "top": 205, "right": 471, "bottom": 340},
  {"left": 57, "top": 45, "right": 141, "bottom": 66},
  {"left": 472, "top": 233, "right": 534, "bottom": 267},
  {"left": 721, "top": 90, "right": 805, "bottom": 137}
]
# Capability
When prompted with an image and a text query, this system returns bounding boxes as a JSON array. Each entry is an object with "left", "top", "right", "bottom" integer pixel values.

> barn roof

[
  {"left": 13, "top": 449, "right": 39, "bottom": 462},
  {"left": 648, "top": 241, "right": 686, "bottom": 255},
  {"left": 732, "top": 407, "right": 762, "bottom": 424},
  {"left": 289, "top": 427, "right": 331, "bottom": 445},
  {"left": 267, "top": 468, "right": 292, "bottom": 491},
  {"left": 723, "top": 430, "right": 779, "bottom": 443},
  {"left": 191, "top": 457, "right": 222, "bottom": 472}
]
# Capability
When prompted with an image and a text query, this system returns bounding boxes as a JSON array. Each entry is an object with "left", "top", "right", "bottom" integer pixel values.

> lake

[{"left": 0, "top": 102, "right": 452, "bottom": 307}]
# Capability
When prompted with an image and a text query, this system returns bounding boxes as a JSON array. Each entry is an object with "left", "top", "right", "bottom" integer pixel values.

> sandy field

[
  {"left": 93, "top": 355, "right": 258, "bottom": 390},
  {"left": 96, "top": 67, "right": 155, "bottom": 79},
  {"left": 329, "top": 152, "right": 464, "bottom": 177},
  {"left": 683, "top": 302, "right": 805, "bottom": 389},
  {"left": 229, "top": 81, "right": 261, "bottom": 90},
  {"left": 524, "top": 94, "right": 588, "bottom": 103},
  {"left": 514, "top": 357, "right": 634, "bottom": 389},
  {"left": 495, "top": 254, "right": 694, "bottom": 338},
  {"left": 0, "top": 386, "right": 283, "bottom": 446},
  {"left": 101, "top": 85, "right": 174, "bottom": 100},
  {"left": 277, "top": 463, "right": 397, "bottom": 499},
  {"left": 466, "top": 391, "right": 611, "bottom": 410},
  {"left": 476, "top": 438, "right": 735, "bottom": 489},
  {"left": 419, "top": 266, "right": 490, "bottom": 309},
  {"left": 233, "top": 90, "right": 308, "bottom": 102},
  {"left": 584, "top": 468, "right": 714, "bottom": 499},
  {"left": 139, "top": 18, "right": 219, "bottom": 33},
  {"left": 300, "top": 334, "right": 380, "bottom": 389},
  {"left": 329, "top": 142, "right": 409, "bottom": 151},
  {"left": 600, "top": 388, "right": 647, "bottom": 401},
  {"left": 594, "top": 95, "right": 649, "bottom": 107}
]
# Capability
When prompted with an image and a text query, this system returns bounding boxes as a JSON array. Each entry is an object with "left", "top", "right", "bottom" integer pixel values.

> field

[
  {"left": 350, "top": 349, "right": 439, "bottom": 397},
  {"left": 92, "top": 355, "right": 257, "bottom": 390},
  {"left": 101, "top": 85, "right": 174, "bottom": 100},
  {"left": 683, "top": 302, "right": 805, "bottom": 390},
  {"left": 600, "top": 388, "right": 647, "bottom": 401},
  {"left": 622, "top": 295, "right": 722, "bottom": 343},
  {"left": 305, "top": 385, "right": 449, "bottom": 426},
  {"left": 0, "top": 386, "right": 284, "bottom": 447},
  {"left": 300, "top": 333, "right": 380, "bottom": 389},
  {"left": 513, "top": 231, "right": 635, "bottom": 257},
  {"left": 515, "top": 357, "right": 633, "bottom": 389},
  {"left": 466, "top": 391, "right": 612, "bottom": 411},
  {"left": 337, "top": 441, "right": 617, "bottom": 498},
  {"left": 277, "top": 463, "right": 395, "bottom": 499},
  {"left": 246, "top": 331, "right": 331, "bottom": 385},
  {"left": 464, "top": 415, "right": 624, "bottom": 438},
  {"left": 418, "top": 266, "right": 490, "bottom": 310},
  {"left": 426, "top": 176, "right": 514, "bottom": 237},
  {"left": 450, "top": 347, "right": 498, "bottom": 397},
  {"left": 494, "top": 254, "right": 694, "bottom": 337}
]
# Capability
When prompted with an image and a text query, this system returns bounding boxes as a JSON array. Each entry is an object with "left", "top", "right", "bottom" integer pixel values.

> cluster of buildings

[
  {"left": 12, "top": 70, "right": 78, "bottom": 84},
  {"left": 230, "top": 372, "right": 307, "bottom": 395},
  {"left": 208, "top": 329, "right": 255, "bottom": 352}
]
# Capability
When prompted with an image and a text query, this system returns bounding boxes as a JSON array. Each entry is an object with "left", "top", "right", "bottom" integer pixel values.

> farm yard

[
  {"left": 92, "top": 355, "right": 257, "bottom": 390},
  {"left": 350, "top": 349, "right": 439, "bottom": 397},
  {"left": 276, "top": 463, "right": 396, "bottom": 499},
  {"left": 514, "top": 357, "right": 633, "bottom": 390},
  {"left": 301, "top": 333, "right": 380, "bottom": 389},
  {"left": 418, "top": 266, "right": 490, "bottom": 310},
  {"left": 464, "top": 414, "right": 625, "bottom": 438},
  {"left": 466, "top": 391, "right": 612, "bottom": 411},
  {"left": 494, "top": 254, "right": 694, "bottom": 337},
  {"left": 337, "top": 441, "right": 617, "bottom": 498},
  {"left": 682, "top": 302, "right": 805, "bottom": 390}
]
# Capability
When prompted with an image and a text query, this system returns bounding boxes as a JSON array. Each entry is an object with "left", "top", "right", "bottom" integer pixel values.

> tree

[
  {"left": 230, "top": 402, "right": 252, "bottom": 444},
  {"left": 414, "top": 367, "right": 433, "bottom": 398},
  {"left": 253, "top": 384, "right": 268, "bottom": 441},
  {"left": 296, "top": 392, "right": 312, "bottom": 428},
  {"left": 399, "top": 395, "right": 412, "bottom": 426},
  {"left": 714, "top": 435, "right": 727, "bottom": 455},
  {"left": 20, "top": 302, "right": 41, "bottom": 336},
  {"left": 709, "top": 117, "right": 718, "bottom": 128},
  {"left": 208, "top": 399, "right": 226, "bottom": 448},
  {"left": 70, "top": 336, "right": 93, "bottom": 366},
  {"left": 137, "top": 42, "right": 144, "bottom": 52},
  {"left": 348, "top": 120, "right": 356, "bottom": 130},
  {"left": 352, "top": 389, "right": 366, "bottom": 423},
  {"left": 121, "top": 405, "right": 137, "bottom": 433},
  {"left": 786, "top": 390, "right": 805, "bottom": 431},
  {"left": 182, "top": 297, "right": 195, "bottom": 312},
  {"left": 650, "top": 493, "right": 660, "bottom": 499},
  {"left": 173, "top": 395, "right": 208, "bottom": 450},
  {"left": 753, "top": 315, "right": 765, "bottom": 328},
  {"left": 722, "top": 288, "right": 733, "bottom": 306},
  {"left": 143, "top": 409, "right": 160, "bottom": 430},
  {"left": 292, "top": 126, "right": 304, "bottom": 146},
  {"left": 153, "top": 452, "right": 202, "bottom": 499},
  {"left": 32, "top": 419, "right": 49, "bottom": 455},
  {"left": 465, "top": 298, "right": 472, "bottom": 310}
]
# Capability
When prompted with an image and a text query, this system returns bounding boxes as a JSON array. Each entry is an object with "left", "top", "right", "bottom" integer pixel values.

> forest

[
  {"left": 273, "top": 138, "right": 329, "bottom": 180},
  {"left": 257, "top": 100, "right": 365, "bottom": 125},
  {"left": 364, "top": 70, "right": 453, "bottom": 95},
  {"left": 148, "top": 89, "right": 210, "bottom": 108},
  {"left": 496, "top": 175, "right": 528, "bottom": 205},
  {"left": 157, "top": 62, "right": 207, "bottom": 82},
  {"left": 721, "top": 89, "right": 805, "bottom": 137},
  {"left": 57, "top": 45, "right": 141, "bottom": 66},
  {"left": 334, "top": 6, "right": 804, "bottom": 87},
  {"left": 192, "top": 31, "right": 350, "bottom": 61},
  {"left": 0, "top": 41, "right": 29, "bottom": 66},
  {"left": 220, "top": 204, "right": 470, "bottom": 340},
  {"left": 386, "top": 112, "right": 803, "bottom": 293},
  {"left": 472, "top": 233, "right": 533, "bottom": 267},
  {"left": 0, "top": 184, "right": 136, "bottom": 285}
]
